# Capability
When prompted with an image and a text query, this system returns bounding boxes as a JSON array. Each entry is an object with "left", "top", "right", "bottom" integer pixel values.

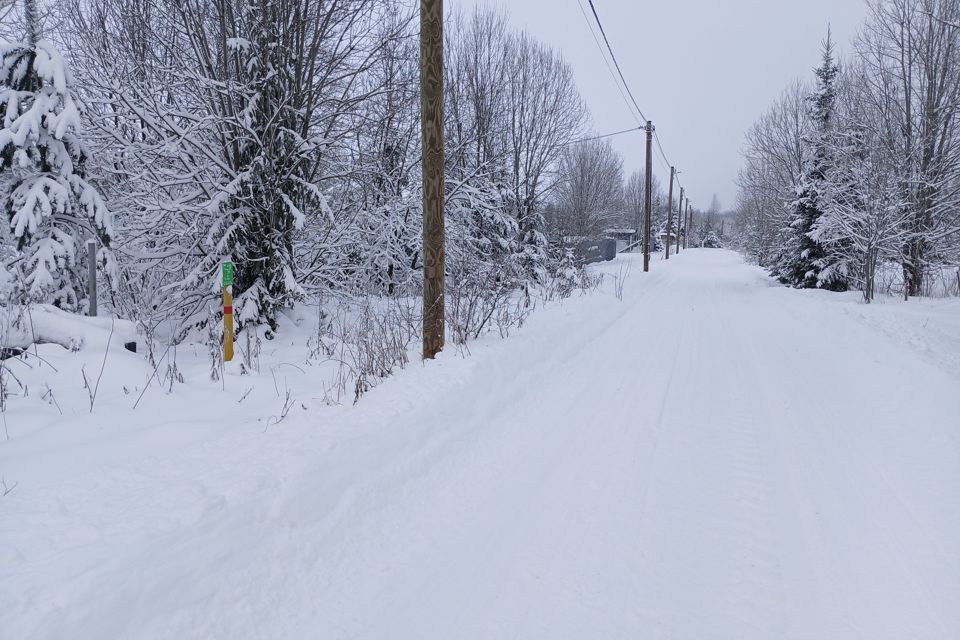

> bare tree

[
  {"left": 622, "top": 168, "right": 663, "bottom": 248},
  {"left": 552, "top": 138, "right": 624, "bottom": 239},
  {"left": 444, "top": 7, "right": 587, "bottom": 278},
  {"left": 858, "top": 0, "right": 960, "bottom": 296},
  {"left": 503, "top": 32, "right": 587, "bottom": 245},
  {"left": 817, "top": 124, "right": 912, "bottom": 301},
  {"left": 735, "top": 81, "right": 809, "bottom": 266}
]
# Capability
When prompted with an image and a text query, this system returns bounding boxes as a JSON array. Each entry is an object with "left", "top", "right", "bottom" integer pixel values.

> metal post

[
  {"left": 421, "top": 0, "right": 445, "bottom": 359},
  {"left": 87, "top": 239, "right": 97, "bottom": 317},
  {"left": 643, "top": 121, "right": 653, "bottom": 272}
]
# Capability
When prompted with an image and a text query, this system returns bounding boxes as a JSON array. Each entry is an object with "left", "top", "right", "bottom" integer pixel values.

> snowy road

[{"left": 3, "top": 250, "right": 959, "bottom": 639}]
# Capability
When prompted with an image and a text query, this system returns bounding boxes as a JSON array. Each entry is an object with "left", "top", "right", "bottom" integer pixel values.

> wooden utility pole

[
  {"left": 665, "top": 166, "right": 674, "bottom": 260},
  {"left": 675, "top": 193, "right": 683, "bottom": 254},
  {"left": 421, "top": 0, "right": 444, "bottom": 359},
  {"left": 643, "top": 121, "right": 653, "bottom": 272},
  {"left": 683, "top": 200, "right": 691, "bottom": 249}
]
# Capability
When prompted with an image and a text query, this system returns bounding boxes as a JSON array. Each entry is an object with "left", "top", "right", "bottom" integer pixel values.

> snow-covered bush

[
  {"left": 544, "top": 247, "right": 581, "bottom": 301},
  {"left": 445, "top": 177, "right": 527, "bottom": 345}
]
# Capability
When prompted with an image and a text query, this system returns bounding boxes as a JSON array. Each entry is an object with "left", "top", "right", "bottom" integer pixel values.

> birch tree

[{"left": 858, "top": 0, "right": 960, "bottom": 296}]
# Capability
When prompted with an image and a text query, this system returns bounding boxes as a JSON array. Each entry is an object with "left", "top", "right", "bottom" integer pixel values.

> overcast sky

[{"left": 448, "top": 0, "right": 868, "bottom": 210}]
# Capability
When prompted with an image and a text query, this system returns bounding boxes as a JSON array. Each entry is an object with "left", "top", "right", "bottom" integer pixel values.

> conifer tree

[
  {"left": 774, "top": 29, "right": 847, "bottom": 291},
  {"left": 0, "top": 0, "right": 112, "bottom": 309},
  {"left": 185, "top": 5, "right": 307, "bottom": 330}
]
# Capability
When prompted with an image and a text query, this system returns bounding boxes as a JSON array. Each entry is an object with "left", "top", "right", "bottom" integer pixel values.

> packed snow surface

[{"left": 2, "top": 249, "right": 959, "bottom": 639}]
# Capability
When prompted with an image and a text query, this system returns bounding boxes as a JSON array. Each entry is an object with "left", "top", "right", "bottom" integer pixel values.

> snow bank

[{"left": 1, "top": 304, "right": 136, "bottom": 353}]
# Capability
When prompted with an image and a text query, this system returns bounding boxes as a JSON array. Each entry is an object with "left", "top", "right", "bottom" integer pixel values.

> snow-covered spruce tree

[
  {"left": 189, "top": 6, "right": 315, "bottom": 331},
  {"left": 187, "top": 0, "right": 380, "bottom": 331},
  {"left": 774, "top": 31, "right": 847, "bottom": 291},
  {"left": 0, "top": 7, "right": 112, "bottom": 310},
  {"left": 813, "top": 66, "right": 914, "bottom": 304},
  {"left": 65, "top": 0, "right": 381, "bottom": 333},
  {"left": 445, "top": 176, "right": 524, "bottom": 344}
]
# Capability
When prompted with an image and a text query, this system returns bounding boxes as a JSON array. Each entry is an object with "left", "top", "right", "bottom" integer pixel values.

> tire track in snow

[
  {"left": 299, "top": 263, "right": 688, "bottom": 639},
  {"left": 707, "top": 273, "right": 791, "bottom": 638},
  {"left": 0, "top": 263, "right": 667, "bottom": 640},
  {"left": 628, "top": 256, "right": 791, "bottom": 639}
]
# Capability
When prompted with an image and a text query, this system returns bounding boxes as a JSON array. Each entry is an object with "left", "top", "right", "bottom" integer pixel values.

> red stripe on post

[{"left": 223, "top": 306, "right": 233, "bottom": 314}]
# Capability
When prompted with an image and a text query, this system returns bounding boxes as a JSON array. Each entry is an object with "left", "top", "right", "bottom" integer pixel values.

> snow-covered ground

[{"left": 2, "top": 249, "right": 958, "bottom": 639}]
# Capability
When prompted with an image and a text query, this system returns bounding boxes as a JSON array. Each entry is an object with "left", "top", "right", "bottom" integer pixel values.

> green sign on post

[{"left": 222, "top": 261, "right": 235, "bottom": 286}]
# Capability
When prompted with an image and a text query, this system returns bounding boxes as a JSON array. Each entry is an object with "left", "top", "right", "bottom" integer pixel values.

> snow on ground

[{"left": 1, "top": 249, "right": 958, "bottom": 639}]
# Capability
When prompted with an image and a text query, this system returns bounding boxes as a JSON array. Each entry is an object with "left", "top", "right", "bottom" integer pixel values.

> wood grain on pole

[
  {"left": 421, "top": 0, "right": 445, "bottom": 359},
  {"left": 665, "top": 166, "right": 674, "bottom": 260},
  {"left": 643, "top": 121, "right": 653, "bottom": 272}
]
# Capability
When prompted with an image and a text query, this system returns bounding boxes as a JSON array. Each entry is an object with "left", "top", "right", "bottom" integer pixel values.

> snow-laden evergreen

[
  {"left": 737, "top": 1, "right": 960, "bottom": 299},
  {"left": 0, "top": 38, "right": 112, "bottom": 310},
  {"left": 773, "top": 31, "right": 847, "bottom": 291},
  {"left": 185, "top": 9, "right": 316, "bottom": 331}
]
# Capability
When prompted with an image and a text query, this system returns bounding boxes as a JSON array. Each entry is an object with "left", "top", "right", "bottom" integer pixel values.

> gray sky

[{"left": 448, "top": 0, "right": 868, "bottom": 210}]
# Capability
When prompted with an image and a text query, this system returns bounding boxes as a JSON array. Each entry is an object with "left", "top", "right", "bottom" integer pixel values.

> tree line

[
  {"left": 735, "top": 0, "right": 960, "bottom": 301},
  {"left": 2, "top": 0, "right": 674, "bottom": 345}
]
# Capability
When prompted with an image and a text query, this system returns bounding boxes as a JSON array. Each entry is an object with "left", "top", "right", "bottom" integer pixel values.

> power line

[
  {"left": 577, "top": 0, "right": 692, "bottom": 197},
  {"left": 573, "top": 0, "right": 643, "bottom": 127},
  {"left": 653, "top": 136, "right": 671, "bottom": 173},
  {"left": 585, "top": 0, "right": 648, "bottom": 123},
  {"left": 564, "top": 125, "right": 643, "bottom": 145},
  {"left": 654, "top": 130, "right": 682, "bottom": 189}
]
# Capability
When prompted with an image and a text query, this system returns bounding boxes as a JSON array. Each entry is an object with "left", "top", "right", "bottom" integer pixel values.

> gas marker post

[{"left": 222, "top": 259, "right": 234, "bottom": 362}]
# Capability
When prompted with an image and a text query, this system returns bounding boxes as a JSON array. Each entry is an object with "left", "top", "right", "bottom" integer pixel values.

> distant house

[
  {"left": 658, "top": 230, "right": 677, "bottom": 249},
  {"left": 604, "top": 228, "right": 637, "bottom": 253},
  {"left": 557, "top": 235, "right": 617, "bottom": 264},
  {"left": 575, "top": 238, "right": 617, "bottom": 264}
]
